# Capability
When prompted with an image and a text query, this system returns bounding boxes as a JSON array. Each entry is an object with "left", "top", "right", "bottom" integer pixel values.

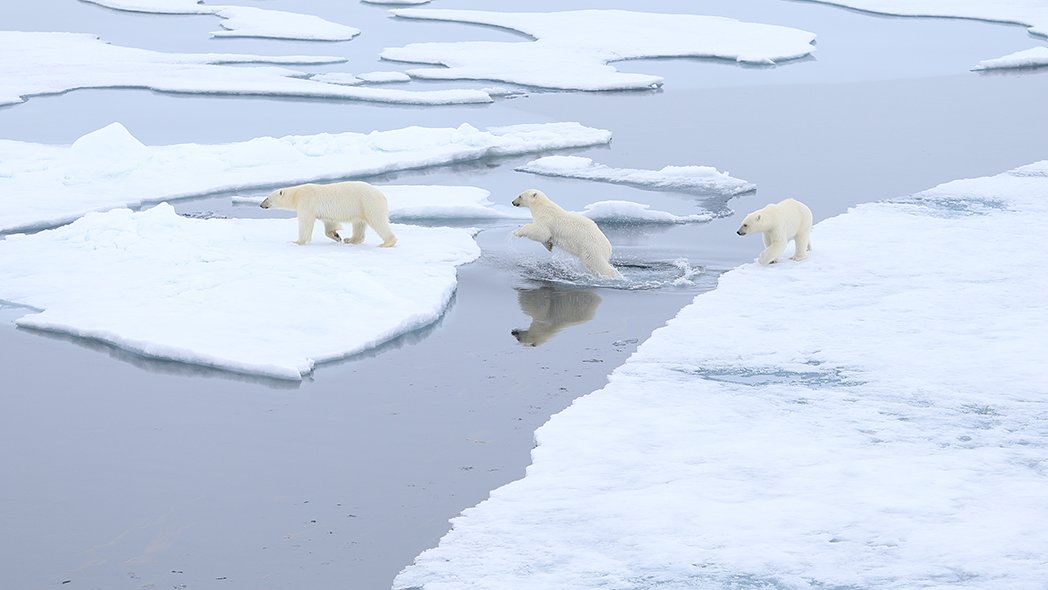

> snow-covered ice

[
  {"left": 0, "top": 121, "right": 612, "bottom": 233},
  {"left": 0, "top": 32, "right": 492, "bottom": 108},
  {"left": 579, "top": 201, "right": 713, "bottom": 224},
  {"left": 973, "top": 46, "right": 1048, "bottom": 71},
  {"left": 518, "top": 156, "right": 756, "bottom": 196},
  {"left": 382, "top": 9, "right": 816, "bottom": 91},
  {"left": 81, "top": 0, "right": 361, "bottom": 41},
  {"left": 357, "top": 71, "right": 412, "bottom": 83},
  {"left": 395, "top": 162, "right": 1048, "bottom": 589},
  {"left": 0, "top": 203, "right": 480, "bottom": 380},
  {"left": 807, "top": 0, "right": 1048, "bottom": 38}
]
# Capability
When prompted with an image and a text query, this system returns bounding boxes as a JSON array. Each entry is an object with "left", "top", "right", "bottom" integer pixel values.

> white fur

[
  {"left": 260, "top": 181, "right": 397, "bottom": 247},
  {"left": 736, "top": 198, "right": 813, "bottom": 265},
  {"left": 511, "top": 189, "right": 619, "bottom": 278}
]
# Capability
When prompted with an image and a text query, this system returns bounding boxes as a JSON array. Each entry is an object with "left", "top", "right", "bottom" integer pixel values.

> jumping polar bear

[
  {"left": 736, "top": 198, "right": 812, "bottom": 265},
  {"left": 260, "top": 181, "right": 397, "bottom": 247},
  {"left": 511, "top": 189, "right": 620, "bottom": 278}
]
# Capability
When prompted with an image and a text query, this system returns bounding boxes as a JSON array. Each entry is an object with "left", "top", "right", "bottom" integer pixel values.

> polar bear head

[
  {"left": 736, "top": 206, "right": 771, "bottom": 236},
  {"left": 511, "top": 189, "right": 550, "bottom": 209},
  {"left": 260, "top": 186, "right": 296, "bottom": 210}
]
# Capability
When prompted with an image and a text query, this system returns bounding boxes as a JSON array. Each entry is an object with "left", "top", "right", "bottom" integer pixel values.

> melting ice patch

[
  {"left": 395, "top": 161, "right": 1048, "bottom": 589},
  {"left": 518, "top": 156, "right": 756, "bottom": 196},
  {"left": 973, "top": 46, "right": 1048, "bottom": 71},
  {"left": 0, "top": 121, "right": 611, "bottom": 233},
  {"left": 0, "top": 32, "right": 492, "bottom": 108},
  {"left": 81, "top": 0, "right": 361, "bottom": 41},
  {"left": 382, "top": 9, "right": 816, "bottom": 91},
  {"left": 0, "top": 203, "right": 480, "bottom": 380}
]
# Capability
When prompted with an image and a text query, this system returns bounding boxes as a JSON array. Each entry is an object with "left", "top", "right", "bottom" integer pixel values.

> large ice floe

[
  {"left": 81, "top": 0, "right": 361, "bottom": 41},
  {"left": 395, "top": 161, "right": 1048, "bottom": 589},
  {"left": 0, "top": 121, "right": 611, "bottom": 233},
  {"left": 0, "top": 203, "right": 480, "bottom": 380},
  {"left": 518, "top": 156, "right": 756, "bottom": 196},
  {"left": 0, "top": 32, "right": 492, "bottom": 108},
  {"left": 382, "top": 9, "right": 817, "bottom": 91}
]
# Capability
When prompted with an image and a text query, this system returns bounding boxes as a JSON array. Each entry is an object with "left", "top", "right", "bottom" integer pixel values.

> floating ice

[
  {"left": 579, "top": 201, "right": 713, "bottom": 224},
  {"left": 806, "top": 0, "right": 1048, "bottom": 38},
  {"left": 357, "top": 71, "right": 412, "bottom": 83},
  {"left": 396, "top": 161, "right": 1048, "bottom": 589},
  {"left": 0, "top": 32, "right": 492, "bottom": 108},
  {"left": 0, "top": 203, "right": 480, "bottom": 380},
  {"left": 518, "top": 156, "right": 756, "bottom": 196},
  {"left": 82, "top": 0, "right": 361, "bottom": 41},
  {"left": 0, "top": 121, "right": 611, "bottom": 233},
  {"left": 309, "top": 72, "right": 364, "bottom": 85},
  {"left": 973, "top": 46, "right": 1048, "bottom": 71},
  {"left": 382, "top": 9, "right": 816, "bottom": 91}
]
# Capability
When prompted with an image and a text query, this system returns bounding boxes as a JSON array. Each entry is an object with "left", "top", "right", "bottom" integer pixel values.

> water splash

[{"left": 519, "top": 257, "right": 709, "bottom": 290}]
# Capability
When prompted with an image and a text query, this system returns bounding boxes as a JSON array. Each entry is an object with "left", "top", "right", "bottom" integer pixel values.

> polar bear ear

[{"left": 755, "top": 214, "right": 761, "bottom": 221}]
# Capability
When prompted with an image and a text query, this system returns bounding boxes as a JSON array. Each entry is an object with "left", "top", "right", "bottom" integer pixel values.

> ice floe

[
  {"left": 357, "top": 71, "right": 412, "bottom": 83},
  {"left": 82, "top": 0, "right": 361, "bottom": 41},
  {"left": 807, "top": 0, "right": 1048, "bottom": 38},
  {"left": 0, "top": 121, "right": 611, "bottom": 233},
  {"left": 0, "top": 203, "right": 480, "bottom": 380},
  {"left": 579, "top": 201, "right": 713, "bottom": 224},
  {"left": 396, "top": 161, "right": 1048, "bottom": 589},
  {"left": 973, "top": 46, "right": 1048, "bottom": 71},
  {"left": 382, "top": 9, "right": 816, "bottom": 91},
  {"left": 0, "top": 32, "right": 492, "bottom": 108},
  {"left": 517, "top": 156, "right": 756, "bottom": 196}
]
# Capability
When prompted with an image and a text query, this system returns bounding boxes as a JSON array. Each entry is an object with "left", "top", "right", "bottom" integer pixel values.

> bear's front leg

[
  {"left": 296, "top": 214, "right": 316, "bottom": 245},
  {"left": 513, "top": 223, "right": 552, "bottom": 246},
  {"left": 323, "top": 220, "right": 342, "bottom": 242},
  {"left": 343, "top": 221, "right": 366, "bottom": 245},
  {"left": 759, "top": 239, "right": 787, "bottom": 265}
]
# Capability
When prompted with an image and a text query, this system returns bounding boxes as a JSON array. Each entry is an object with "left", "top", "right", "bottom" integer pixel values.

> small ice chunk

[{"left": 972, "top": 46, "right": 1048, "bottom": 71}]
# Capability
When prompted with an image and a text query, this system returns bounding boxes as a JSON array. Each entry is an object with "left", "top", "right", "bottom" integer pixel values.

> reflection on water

[{"left": 511, "top": 286, "right": 602, "bottom": 347}]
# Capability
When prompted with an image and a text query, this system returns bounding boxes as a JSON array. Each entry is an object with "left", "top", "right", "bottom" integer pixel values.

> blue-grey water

[{"left": 2, "top": 1, "right": 1048, "bottom": 589}]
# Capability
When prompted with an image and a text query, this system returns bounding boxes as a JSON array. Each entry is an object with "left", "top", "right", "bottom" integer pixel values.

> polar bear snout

[
  {"left": 736, "top": 228, "right": 745, "bottom": 236},
  {"left": 512, "top": 196, "right": 522, "bottom": 207},
  {"left": 259, "top": 198, "right": 271, "bottom": 209}
]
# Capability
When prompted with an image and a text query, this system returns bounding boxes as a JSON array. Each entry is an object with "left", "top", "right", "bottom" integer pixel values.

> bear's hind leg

[
  {"left": 369, "top": 217, "right": 398, "bottom": 248},
  {"left": 792, "top": 229, "right": 811, "bottom": 261},
  {"left": 343, "top": 221, "right": 367, "bottom": 245},
  {"left": 323, "top": 220, "right": 342, "bottom": 242},
  {"left": 296, "top": 214, "right": 316, "bottom": 245}
]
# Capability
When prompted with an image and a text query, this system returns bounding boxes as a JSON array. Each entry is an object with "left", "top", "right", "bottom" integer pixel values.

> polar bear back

[
  {"left": 748, "top": 198, "right": 811, "bottom": 237},
  {"left": 530, "top": 194, "right": 612, "bottom": 260},
  {"left": 292, "top": 181, "right": 389, "bottom": 221}
]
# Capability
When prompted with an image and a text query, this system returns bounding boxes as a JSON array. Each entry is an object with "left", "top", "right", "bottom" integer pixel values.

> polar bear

[
  {"left": 511, "top": 286, "right": 602, "bottom": 347},
  {"left": 260, "top": 181, "right": 397, "bottom": 247},
  {"left": 736, "top": 198, "right": 812, "bottom": 265},
  {"left": 511, "top": 189, "right": 619, "bottom": 278}
]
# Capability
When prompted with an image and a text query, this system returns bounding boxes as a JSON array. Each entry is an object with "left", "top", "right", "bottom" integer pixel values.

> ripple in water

[{"left": 519, "top": 257, "right": 709, "bottom": 290}]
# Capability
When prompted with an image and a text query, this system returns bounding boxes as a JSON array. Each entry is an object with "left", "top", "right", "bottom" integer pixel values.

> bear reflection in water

[{"left": 511, "top": 286, "right": 602, "bottom": 347}]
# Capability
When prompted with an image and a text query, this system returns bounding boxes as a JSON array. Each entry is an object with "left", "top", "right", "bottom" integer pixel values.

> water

[{"left": 2, "top": 1, "right": 1048, "bottom": 589}]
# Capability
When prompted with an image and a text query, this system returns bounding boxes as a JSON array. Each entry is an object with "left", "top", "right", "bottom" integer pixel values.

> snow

[
  {"left": 517, "top": 156, "right": 756, "bottom": 196},
  {"left": 806, "top": 0, "right": 1048, "bottom": 38},
  {"left": 579, "top": 201, "right": 713, "bottom": 224},
  {"left": 0, "top": 32, "right": 492, "bottom": 108},
  {"left": 395, "top": 161, "right": 1048, "bottom": 589},
  {"left": 357, "top": 71, "right": 412, "bottom": 83},
  {"left": 0, "top": 203, "right": 479, "bottom": 381},
  {"left": 973, "top": 46, "right": 1048, "bottom": 71},
  {"left": 82, "top": 0, "right": 361, "bottom": 41},
  {"left": 382, "top": 9, "right": 817, "bottom": 91},
  {"left": 0, "top": 121, "right": 612, "bottom": 233},
  {"left": 310, "top": 72, "right": 364, "bottom": 85}
]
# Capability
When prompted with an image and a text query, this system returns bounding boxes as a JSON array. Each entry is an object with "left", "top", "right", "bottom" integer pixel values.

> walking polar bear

[
  {"left": 260, "top": 181, "right": 397, "bottom": 247},
  {"left": 736, "top": 198, "right": 812, "bottom": 265},
  {"left": 511, "top": 189, "right": 620, "bottom": 278}
]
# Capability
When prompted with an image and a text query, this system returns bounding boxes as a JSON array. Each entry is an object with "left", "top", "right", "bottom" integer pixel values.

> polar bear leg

[
  {"left": 792, "top": 228, "right": 812, "bottom": 261},
  {"left": 763, "top": 233, "right": 773, "bottom": 248},
  {"left": 343, "top": 221, "right": 366, "bottom": 245},
  {"left": 513, "top": 223, "right": 553, "bottom": 246},
  {"left": 759, "top": 239, "right": 787, "bottom": 265},
  {"left": 323, "top": 220, "right": 342, "bottom": 242},
  {"left": 296, "top": 213, "right": 316, "bottom": 245},
  {"left": 368, "top": 216, "right": 398, "bottom": 248}
]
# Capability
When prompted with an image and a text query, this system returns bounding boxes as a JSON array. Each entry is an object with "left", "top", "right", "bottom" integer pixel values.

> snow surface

[
  {"left": 579, "top": 201, "right": 713, "bottom": 224},
  {"left": 973, "top": 46, "right": 1048, "bottom": 70},
  {"left": 382, "top": 9, "right": 816, "bottom": 91},
  {"left": 0, "top": 32, "right": 492, "bottom": 108},
  {"left": 518, "top": 156, "right": 756, "bottom": 196},
  {"left": 0, "top": 121, "right": 611, "bottom": 233},
  {"left": 395, "top": 162, "right": 1048, "bottom": 589},
  {"left": 81, "top": 0, "right": 361, "bottom": 41},
  {"left": 0, "top": 203, "right": 479, "bottom": 380},
  {"left": 807, "top": 0, "right": 1048, "bottom": 38},
  {"left": 357, "top": 71, "right": 412, "bottom": 83}
]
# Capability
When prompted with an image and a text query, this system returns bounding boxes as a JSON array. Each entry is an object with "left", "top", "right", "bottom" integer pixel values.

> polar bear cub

[
  {"left": 260, "top": 181, "right": 397, "bottom": 247},
  {"left": 736, "top": 198, "right": 812, "bottom": 265},
  {"left": 512, "top": 189, "right": 620, "bottom": 278}
]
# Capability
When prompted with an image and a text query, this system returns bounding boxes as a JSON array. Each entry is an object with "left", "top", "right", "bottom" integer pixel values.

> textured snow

[
  {"left": 807, "top": 0, "right": 1048, "bottom": 38},
  {"left": 0, "top": 121, "right": 611, "bottom": 233},
  {"left": 518, "top": 156, "right": 756, "bottom": 196},
  {"left": 0, "top": 203, "right": 479, "bottom": 380},
  {"left": 81, "top": 0, "right": 361, "bottom": 41},
  {"left": 973, "top": 46, "right": 1048, "bottom": 70},
  {"left": 0, "top": 32, "right": 492, "bottom": 108},
  {"left": 357, "top": 71, "right": 412, "bottom": 83},
  {"left": 395, "top": 162, "right": 1048, "bottom": 589},
  {"left": 382, "top": 9, "right": 816, "bottom": 91}
]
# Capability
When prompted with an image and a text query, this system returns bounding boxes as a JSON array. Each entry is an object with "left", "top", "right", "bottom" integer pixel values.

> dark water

[{"left": 2, "top": 1, "right": 1048, "bottom": 589}]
